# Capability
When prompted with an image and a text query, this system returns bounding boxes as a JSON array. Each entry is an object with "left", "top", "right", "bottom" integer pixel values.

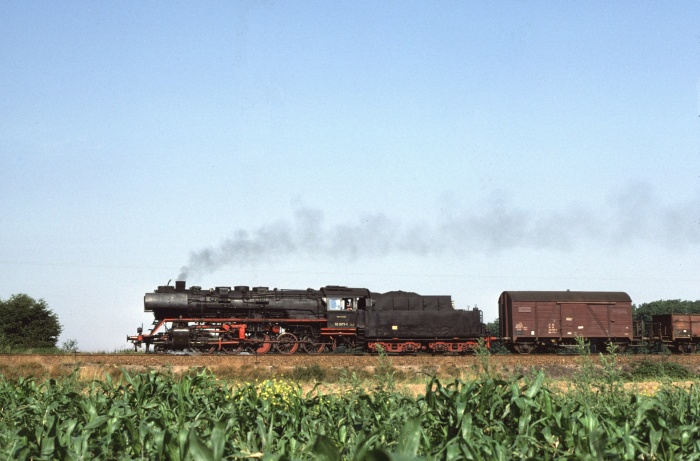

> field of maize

[{"left": 2, "top": 349, "right": 700, "bottom": 460}]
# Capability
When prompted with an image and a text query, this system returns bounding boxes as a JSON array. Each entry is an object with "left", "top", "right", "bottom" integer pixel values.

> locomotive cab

[
  {"left": 326, "top": 297, "right": 364, "bottom": 327},
  {"left": 322, "top": 287, "right": 371, "bottom": 330}
]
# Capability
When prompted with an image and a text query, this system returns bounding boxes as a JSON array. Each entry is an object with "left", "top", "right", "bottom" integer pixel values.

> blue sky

[{"left": 1, "top": 2, "right": 699, "bottom": 351}]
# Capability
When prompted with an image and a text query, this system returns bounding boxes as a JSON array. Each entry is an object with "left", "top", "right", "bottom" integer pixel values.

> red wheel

[
  {"left": 255, "top": 334, "right": 271, "bottom": 354},
  {"left": 302, "top": 338, "right": 325, "bottom": 354},
  {"left": 275, "top": 333, "right": 299, "bottom": 354}
]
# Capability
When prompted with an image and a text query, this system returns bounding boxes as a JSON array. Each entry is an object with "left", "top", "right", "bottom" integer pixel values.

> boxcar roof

[{"left": 502, "top": 291, "right": 632, "bottom": 303}]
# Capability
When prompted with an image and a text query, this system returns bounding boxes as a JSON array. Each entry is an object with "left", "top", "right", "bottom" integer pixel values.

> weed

[
  {"left": 595, "top": 340, "right": 626, "bottom": 405},
  {"left": 287, "top": 364, "right": 326, "bottom": 382},
  {"left": 373, "top": 345, "right": 396, "bottom": 394},
  {"left": 473, "top": 337, "right": 493, "bottom": 378},
  {"left": 570, "top": 335, "right": 597, "bottom": 407}
]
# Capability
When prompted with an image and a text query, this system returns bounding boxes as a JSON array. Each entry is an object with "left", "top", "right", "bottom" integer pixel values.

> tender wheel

[{"left": 275, "top": 333, "right": 299, "bottom": 354}]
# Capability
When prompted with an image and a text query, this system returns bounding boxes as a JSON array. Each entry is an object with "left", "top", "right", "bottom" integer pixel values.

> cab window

[{"left": 327, "top": 298, "right": 343, "bottom": 310}]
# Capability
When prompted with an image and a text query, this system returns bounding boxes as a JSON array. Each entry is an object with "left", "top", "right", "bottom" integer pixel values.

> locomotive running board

[{"left": 320, "top": 327, "right": 357, "bottom": 336}]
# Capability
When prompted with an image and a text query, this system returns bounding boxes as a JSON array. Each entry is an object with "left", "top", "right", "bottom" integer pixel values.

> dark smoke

[
  {"left": 178, "top": 186, "right": 700, "bottom": 280},
  {"left": 177, "top": 209, "right": 423, "bottom": 280}
]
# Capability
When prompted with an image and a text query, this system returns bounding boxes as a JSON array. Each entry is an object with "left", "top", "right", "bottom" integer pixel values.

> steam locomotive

[
  {"left": 127, "top": 281, "right": 697, "bottom": 354},
  {"left": 127, "top": 281, "right": 485, "bottom": 354}
]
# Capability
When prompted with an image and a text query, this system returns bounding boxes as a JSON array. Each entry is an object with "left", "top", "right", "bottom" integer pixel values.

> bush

[{"left": 630, "top": 360, "right": 695, "bottom": 381}]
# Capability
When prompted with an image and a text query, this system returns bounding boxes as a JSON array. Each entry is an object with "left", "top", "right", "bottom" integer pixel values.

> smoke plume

[{"left": 178, "top": 186, "right": 700, "bottom": 280}]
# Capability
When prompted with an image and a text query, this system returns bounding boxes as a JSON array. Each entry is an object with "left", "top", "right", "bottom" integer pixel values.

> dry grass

[{"left": 1, "top": 353, "right": 699, "bottom": 396}]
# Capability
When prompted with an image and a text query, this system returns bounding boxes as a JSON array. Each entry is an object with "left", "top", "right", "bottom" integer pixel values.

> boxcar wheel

[{"left": 515, "top": 344, "right": 533, "bottom": 354}]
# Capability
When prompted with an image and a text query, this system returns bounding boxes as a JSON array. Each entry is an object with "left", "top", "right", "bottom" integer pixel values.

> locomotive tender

[{"left": 127, "top": 281, "right": 485, "bottom": 354}]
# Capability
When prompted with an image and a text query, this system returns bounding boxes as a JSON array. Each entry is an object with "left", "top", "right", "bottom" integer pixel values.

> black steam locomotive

[{"left": 127, "top": 281, "right": 486, "bottom": 354}]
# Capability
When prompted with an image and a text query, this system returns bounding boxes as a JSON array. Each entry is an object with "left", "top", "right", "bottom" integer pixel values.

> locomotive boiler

[{"left": 127, "top": 281, "right": 486, "bottom": 354}]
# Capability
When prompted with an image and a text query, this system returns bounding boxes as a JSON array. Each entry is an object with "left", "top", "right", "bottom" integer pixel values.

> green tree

[
  {"left": 0, "top": 294, "right": 62, "bottom": 350},
  {"left": 484, "top": 318, "right": 500, "bottom": 336}
]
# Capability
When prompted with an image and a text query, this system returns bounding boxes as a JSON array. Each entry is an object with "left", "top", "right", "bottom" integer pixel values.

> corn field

[{"left": 1, "top": 369, "right": 700, "bottom": 460}]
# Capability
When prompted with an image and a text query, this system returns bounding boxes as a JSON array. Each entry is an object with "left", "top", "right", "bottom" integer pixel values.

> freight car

[
  {"left": 648, "top": 314, "right": 700, "bottom": 353},
  {"left": 499, "top": 291, "right": 634, "bottom": 353},
  {"left": 127, "top": 281, "right": 486, "bottom": 354}
]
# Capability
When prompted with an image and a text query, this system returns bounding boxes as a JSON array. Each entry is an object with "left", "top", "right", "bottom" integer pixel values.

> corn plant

[{"left": 3, "top": 368, "right": 700, "bottom": 459}]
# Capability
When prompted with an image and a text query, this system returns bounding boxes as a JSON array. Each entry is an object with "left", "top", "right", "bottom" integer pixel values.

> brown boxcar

[
  {"left": 499, "top": 291, "right": 633, "bottom": 353},
  {"left": 650, "top": 314, "right": 700, "bottom": 353}
]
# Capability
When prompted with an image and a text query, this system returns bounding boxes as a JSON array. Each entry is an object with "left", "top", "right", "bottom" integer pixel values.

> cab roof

[{"left": 321, "top": 286, "right": 372, "bottom": 298}]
